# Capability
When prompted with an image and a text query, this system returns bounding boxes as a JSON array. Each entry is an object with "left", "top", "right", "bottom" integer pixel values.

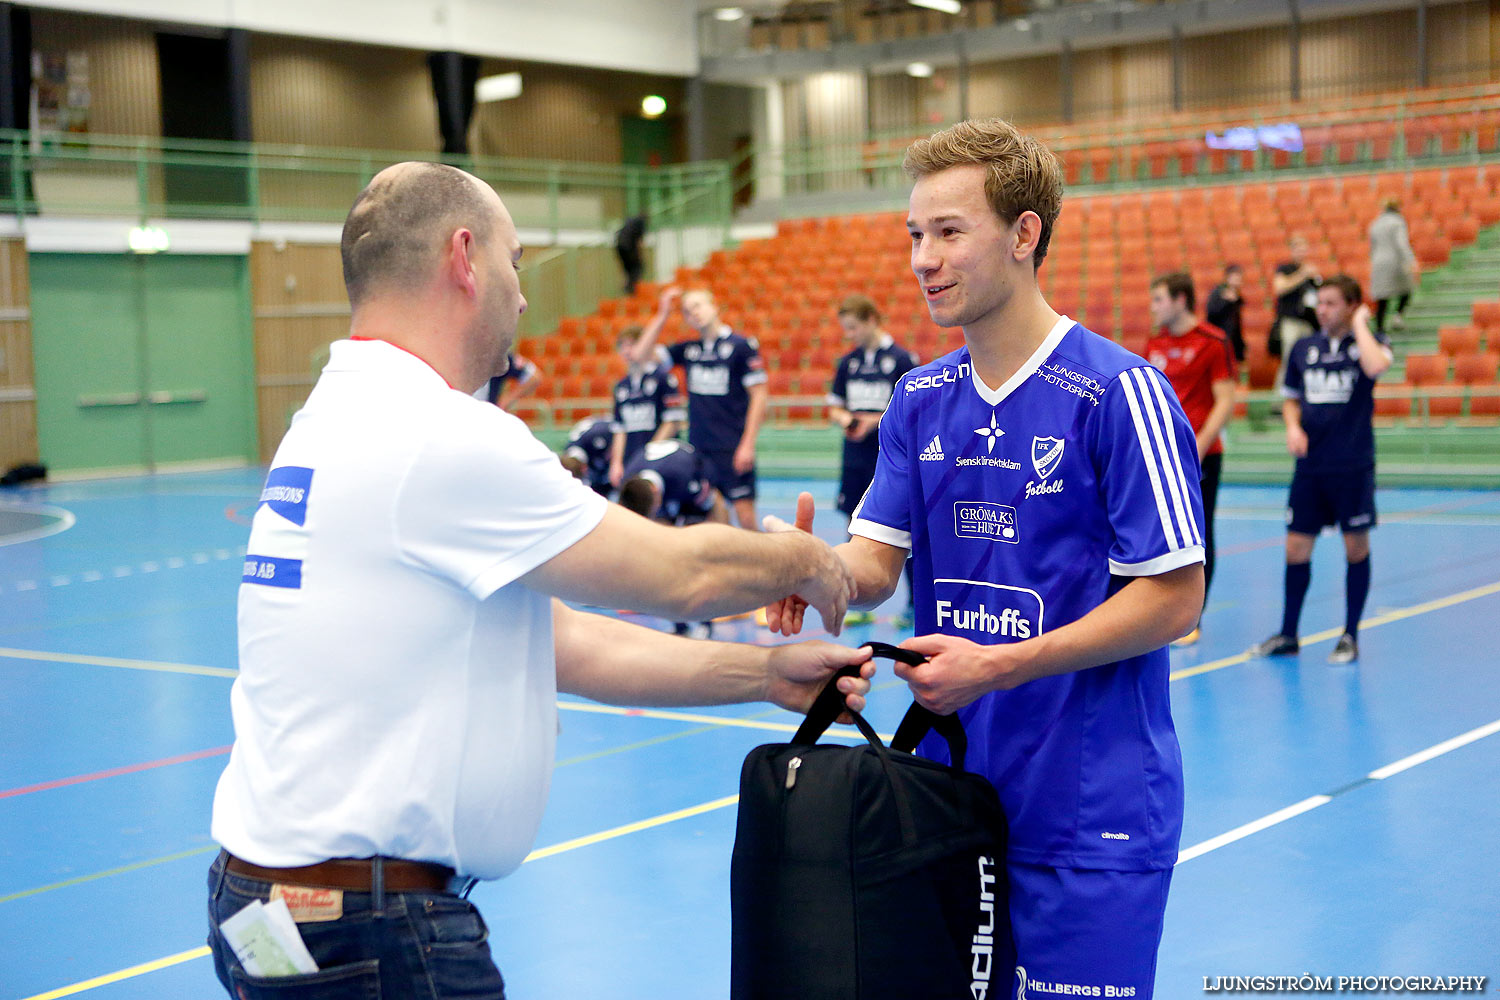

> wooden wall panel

[
  {"left": 1120, "top": 42, "right": 1174, "bottom": 118},
  {"left": 31, "top": 10, "right": 161, "bottom": 138},
  {"left": 1301, "top": 12, "right": 1419, "bottom": 99},
  {"left": 0, "top": 240, "right": 36, "bottom": 468},
  {"left": 967, "top": 55, "right": 1062, "bottom": 125},
  {"left": 251, "top": 35, "right": 438, "bottom": 152},
  {"left": 1181, "top": 26, "right": 1291, "bottom": 109},
  {"left": 470, "top": 62, "right": 686, "bottom": 163},
  {"left": 868, "top": 73, "right": 920, "bottom": 136},
  {"left": 1072, "top": 48, "right": 1120, "bottom": 121},
  {"left": 249, "top": 241, "right": 348, "bottom": 460},
  {"left": 1427, "top": 1, "right": 1493, "bottom": 86}
]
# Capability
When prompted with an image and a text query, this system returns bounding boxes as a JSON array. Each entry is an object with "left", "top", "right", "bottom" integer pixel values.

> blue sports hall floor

[{"left": 1, "top": 470, "right": 1497, "bottom": 999}]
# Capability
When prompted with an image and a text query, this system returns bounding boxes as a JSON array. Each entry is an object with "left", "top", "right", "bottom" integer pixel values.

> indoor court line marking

[
  {"left": 0, "top": 647, "right": 237, "bottom": 678},
  {"left": 4, "top": 579, "right": 1497, "bottom": 691},
  {"left": 0, "top": 846, "right": 220, "bottom": 906},
  {"left": 0, "top": 746, "right": 231, "bottom": 800},
  {"left": 16, "top": 947, "right": 210, "bottom": 1000},
  {"left": 1168, "top": 578, "right": 1500, "bottom": 682},
  {"left": 1176, "top": 715, "right": 1500, "bottom": 864},
  {"left": 556, "top": 701, "right": 894, "bottom": 740},
  {"left": 21, "top": 713, "right": 1500, "bottom": 1000}
]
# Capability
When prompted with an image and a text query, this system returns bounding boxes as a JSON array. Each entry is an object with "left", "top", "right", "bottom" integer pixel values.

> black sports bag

[{"left": 731, "top": 642, "right": 1012, "bottom": 1000}]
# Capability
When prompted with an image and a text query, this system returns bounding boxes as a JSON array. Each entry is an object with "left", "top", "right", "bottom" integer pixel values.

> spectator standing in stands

[
  {"left": 615, "top": 212, "right": 648, "bottom": 295},
  {"left": 1252, "top": 276, "right": 1391, "bottom": 665},
  {"left": 1147, "top": 272, "right": 1239, "bottom": 646},
  {"left": 1204, "top": 263, "right": 1246, "bottom": 363},
  {"left": 483, "top": 350, "right": 540, "bottom": 411},
  {"left": 608, "top": 324, "right": 685, "bottom": 488},
  {"left": 628, "top": 286, "right": 768, "bottom": 531},
  {"left": 1368, "top": 199, "right": 1417, "bottom": 334},
  {"left": 826, "top": 294, "right": 919, "bottom": 627},
  {"left": 1271, "top": 235, "right": 1321, "bottom": 363}
]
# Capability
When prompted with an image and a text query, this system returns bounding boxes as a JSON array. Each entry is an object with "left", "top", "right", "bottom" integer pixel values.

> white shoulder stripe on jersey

[
  {"left": 1142, "top": 367, "right": 1204, "bottom": 546},
  {"left": 849, "top": 517, "right": 913, "bottom": 551},
  {"left": 1129, "top": 368, "right": 1195, "bottom": 548},
  {"left": 1131, "top": 367, "right": 1200, "bottom": 548},
  {"left": 1118, "top": 369, "right": 1182, "bottom": 551}
]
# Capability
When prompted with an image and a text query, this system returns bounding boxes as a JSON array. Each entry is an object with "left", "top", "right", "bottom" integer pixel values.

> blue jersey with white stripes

[{"left": 852, "top": 317, "right": 1204, "bottom": 871}]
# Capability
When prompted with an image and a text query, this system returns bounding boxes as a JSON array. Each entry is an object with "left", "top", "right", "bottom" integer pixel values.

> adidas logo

[{"left": 919, "top": 435, "right": 945, "bottom": 462}]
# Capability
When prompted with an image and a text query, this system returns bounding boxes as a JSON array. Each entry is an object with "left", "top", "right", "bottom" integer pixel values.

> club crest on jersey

[{"left": 1031, "top": 437, "right": 1065, "bottom": 480}]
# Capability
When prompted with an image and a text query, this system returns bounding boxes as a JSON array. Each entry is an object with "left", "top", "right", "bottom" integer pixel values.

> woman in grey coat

[{"left": 1369, "top": 199, "right": 1417, "bottom": 332}]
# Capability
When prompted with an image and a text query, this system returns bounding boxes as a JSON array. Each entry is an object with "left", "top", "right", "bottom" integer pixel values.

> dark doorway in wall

[
  {"left": 156, "top": 30, "right": 250, "bottom": 213},
  {"left": 621, "top": 115, "right": 674, "bottom": 168}
]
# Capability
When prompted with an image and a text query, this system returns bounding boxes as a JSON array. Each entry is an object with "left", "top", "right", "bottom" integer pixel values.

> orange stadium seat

[
  {"left": 1438, "top": 326, "right": 1482, "bottom": 357},
  {"left": 1454, "top": 352, "right": 1500, "bottom": 417}
]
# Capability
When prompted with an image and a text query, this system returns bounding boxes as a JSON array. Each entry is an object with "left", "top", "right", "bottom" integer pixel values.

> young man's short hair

[
  {"left": 1323, "top": 274, "right": 1363, "bottom": 305},
  {"left": 1151, "top": 272, "right": 1196, "bottom": 313},
  {"left": 902, "top": 118, "right": 1064, "bottom": 269},
  {"left": 616, "top": 323, "right": 645, "bottom": 346},
  {"left": 837, "top": 294, "right": 882, "bottom": 324},
  {"left": 618, "top": 477, "right": 657, "bottom": 519},
  {"left": 1223, "top": 263, "right": 1242, "bottom": 277}
]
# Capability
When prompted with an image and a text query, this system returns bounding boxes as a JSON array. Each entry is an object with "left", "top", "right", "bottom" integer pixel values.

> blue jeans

[{"left": 207, "top": 851, "right": 505, "bottom": 1000}]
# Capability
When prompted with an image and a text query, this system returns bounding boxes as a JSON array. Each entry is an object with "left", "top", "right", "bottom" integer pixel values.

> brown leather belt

[{"left": 226, "top": 853, "right": 456, "bottom": 893}]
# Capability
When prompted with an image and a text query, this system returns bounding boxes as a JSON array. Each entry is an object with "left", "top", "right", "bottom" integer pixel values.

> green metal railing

[
  {"left": 0, "top": 129, "right": 735, "bottom": 241},
  {"left": 736, "top": 84, "right": 1500, "bottom": 210}
]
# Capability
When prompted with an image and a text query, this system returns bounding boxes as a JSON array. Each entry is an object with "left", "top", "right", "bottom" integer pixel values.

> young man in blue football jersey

[
  {"left": 768, "top": 119, "right": 1205, "bottom": 1000},
  {"left": 560, "top": 415, "right": 616, "bottom": 496},
  {"left": 1251, "top": 276, "right": 1391, "bottom": 665},
  {"left": 827, "top": 294, "right": 919, "bottom": 626},
  {"left": 628, "top": 286, "right": 769, "bottom": 531},
  {"left": 607, "top": 323, "right": 685, "bottom": 488}
]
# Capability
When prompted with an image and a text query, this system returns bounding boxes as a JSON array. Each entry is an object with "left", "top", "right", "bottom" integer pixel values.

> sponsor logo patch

[
  {"left": 954, "top": 501, "right": 1019, "bottom": 544},
  {"left": 258, "top": 466, "right": 313, "bottom": 526}
]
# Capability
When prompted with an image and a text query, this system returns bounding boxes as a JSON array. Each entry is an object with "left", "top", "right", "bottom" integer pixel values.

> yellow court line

[
  {"left": 1169, "top": 579, "right": 1500, "bottom": 682},
  {"left": 14, "top": 795, "right": 746, "bottom": 1000},
  {"left": 19, "top": 947, "right": 210, "bottom": 1000}
]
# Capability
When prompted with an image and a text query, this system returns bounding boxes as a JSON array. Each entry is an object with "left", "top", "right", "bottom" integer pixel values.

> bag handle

[
  {"left": 791, "top": 660, "right": 875, "bottom": 746},
  {"left": 863, "top": 641, "right": 969, "bottom": 772},
  {"left": 791, "top": 642, "right": 968, "bottom": 771}
]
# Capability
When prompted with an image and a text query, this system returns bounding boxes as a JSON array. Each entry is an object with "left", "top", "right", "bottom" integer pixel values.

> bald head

[{"left": 340, "top": 161, "right": 500, "bottom": 308}]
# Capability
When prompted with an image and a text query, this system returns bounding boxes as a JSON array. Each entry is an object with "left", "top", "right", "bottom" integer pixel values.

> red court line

[{"left": 0, "top": 745, "right": 232, "bottom": 800}]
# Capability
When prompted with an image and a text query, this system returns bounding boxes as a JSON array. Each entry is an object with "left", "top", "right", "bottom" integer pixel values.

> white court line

[
  {"left": 0, "top": 503, "right": 76, "bottom": 546},
  {"left": 1178, "top": 715, "right": 1500, "bottom": 865},
  {"left": 14, "top": 717, "right": 1500, "bottom": 1000}
]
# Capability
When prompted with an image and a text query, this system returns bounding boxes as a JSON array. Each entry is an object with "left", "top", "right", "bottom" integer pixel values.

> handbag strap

[
  {"left": 863, "top": 641, "right": 969, "bottom": 772},
  {"left": 789, "top": 643, "right": 969, "bottom": 771},
  {"left": 791, "top": 661, "right": 877, "bottom": 746}
]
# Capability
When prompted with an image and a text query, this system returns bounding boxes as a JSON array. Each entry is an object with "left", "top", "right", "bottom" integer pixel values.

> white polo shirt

[{"left": 212, "top": 339, "right": 608, "bottom": 880}]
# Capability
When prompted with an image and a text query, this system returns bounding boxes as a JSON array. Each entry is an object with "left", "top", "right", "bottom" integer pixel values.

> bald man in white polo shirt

[{"left": 207, "top": 162, "right": 867, "bottom": 1000}]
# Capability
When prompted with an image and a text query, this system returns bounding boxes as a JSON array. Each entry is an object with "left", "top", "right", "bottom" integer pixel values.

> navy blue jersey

[
  {"left": 611, "top": 362, "right": 686, "bottom": 464},
  {"left": 666, "top": 328, "right": 766, "bottom": 453},
  {"left": 853, "top": 318, "right": 1203, "bottom": 871},
  {"left": 1281, "top": 329, "right": 1392, "bottom": 472},
  {"left": 622, "top": 440, "right": 717, "bottom": 524},
  {"left": 828, "top": 336, "right": 920, "bottom": 470},
  {"left": 565, "top": 417, "right": 615, "bottom": 491},
  {"left": 485, "top": 352, "right": 538, "bottom": 405}
]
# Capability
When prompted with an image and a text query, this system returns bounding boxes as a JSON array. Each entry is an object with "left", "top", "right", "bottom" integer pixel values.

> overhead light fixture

[
  {"left": 907, "top": 62, "right": 935, "bottom": 78},
  {"left": 909, "top": 0, "right": 962, "bottom": 13},
  {"left": 714, "top": 6, "right": 745, "bottom": 20},
  {"left": 128, "top": 226, "right": 169, "bottom": 253},
  {"left": 475, "top": 72, "right": 522, "bottom": 103},
  {"left": 641, "top": 95, "right": 668, "bottom": 118}
]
